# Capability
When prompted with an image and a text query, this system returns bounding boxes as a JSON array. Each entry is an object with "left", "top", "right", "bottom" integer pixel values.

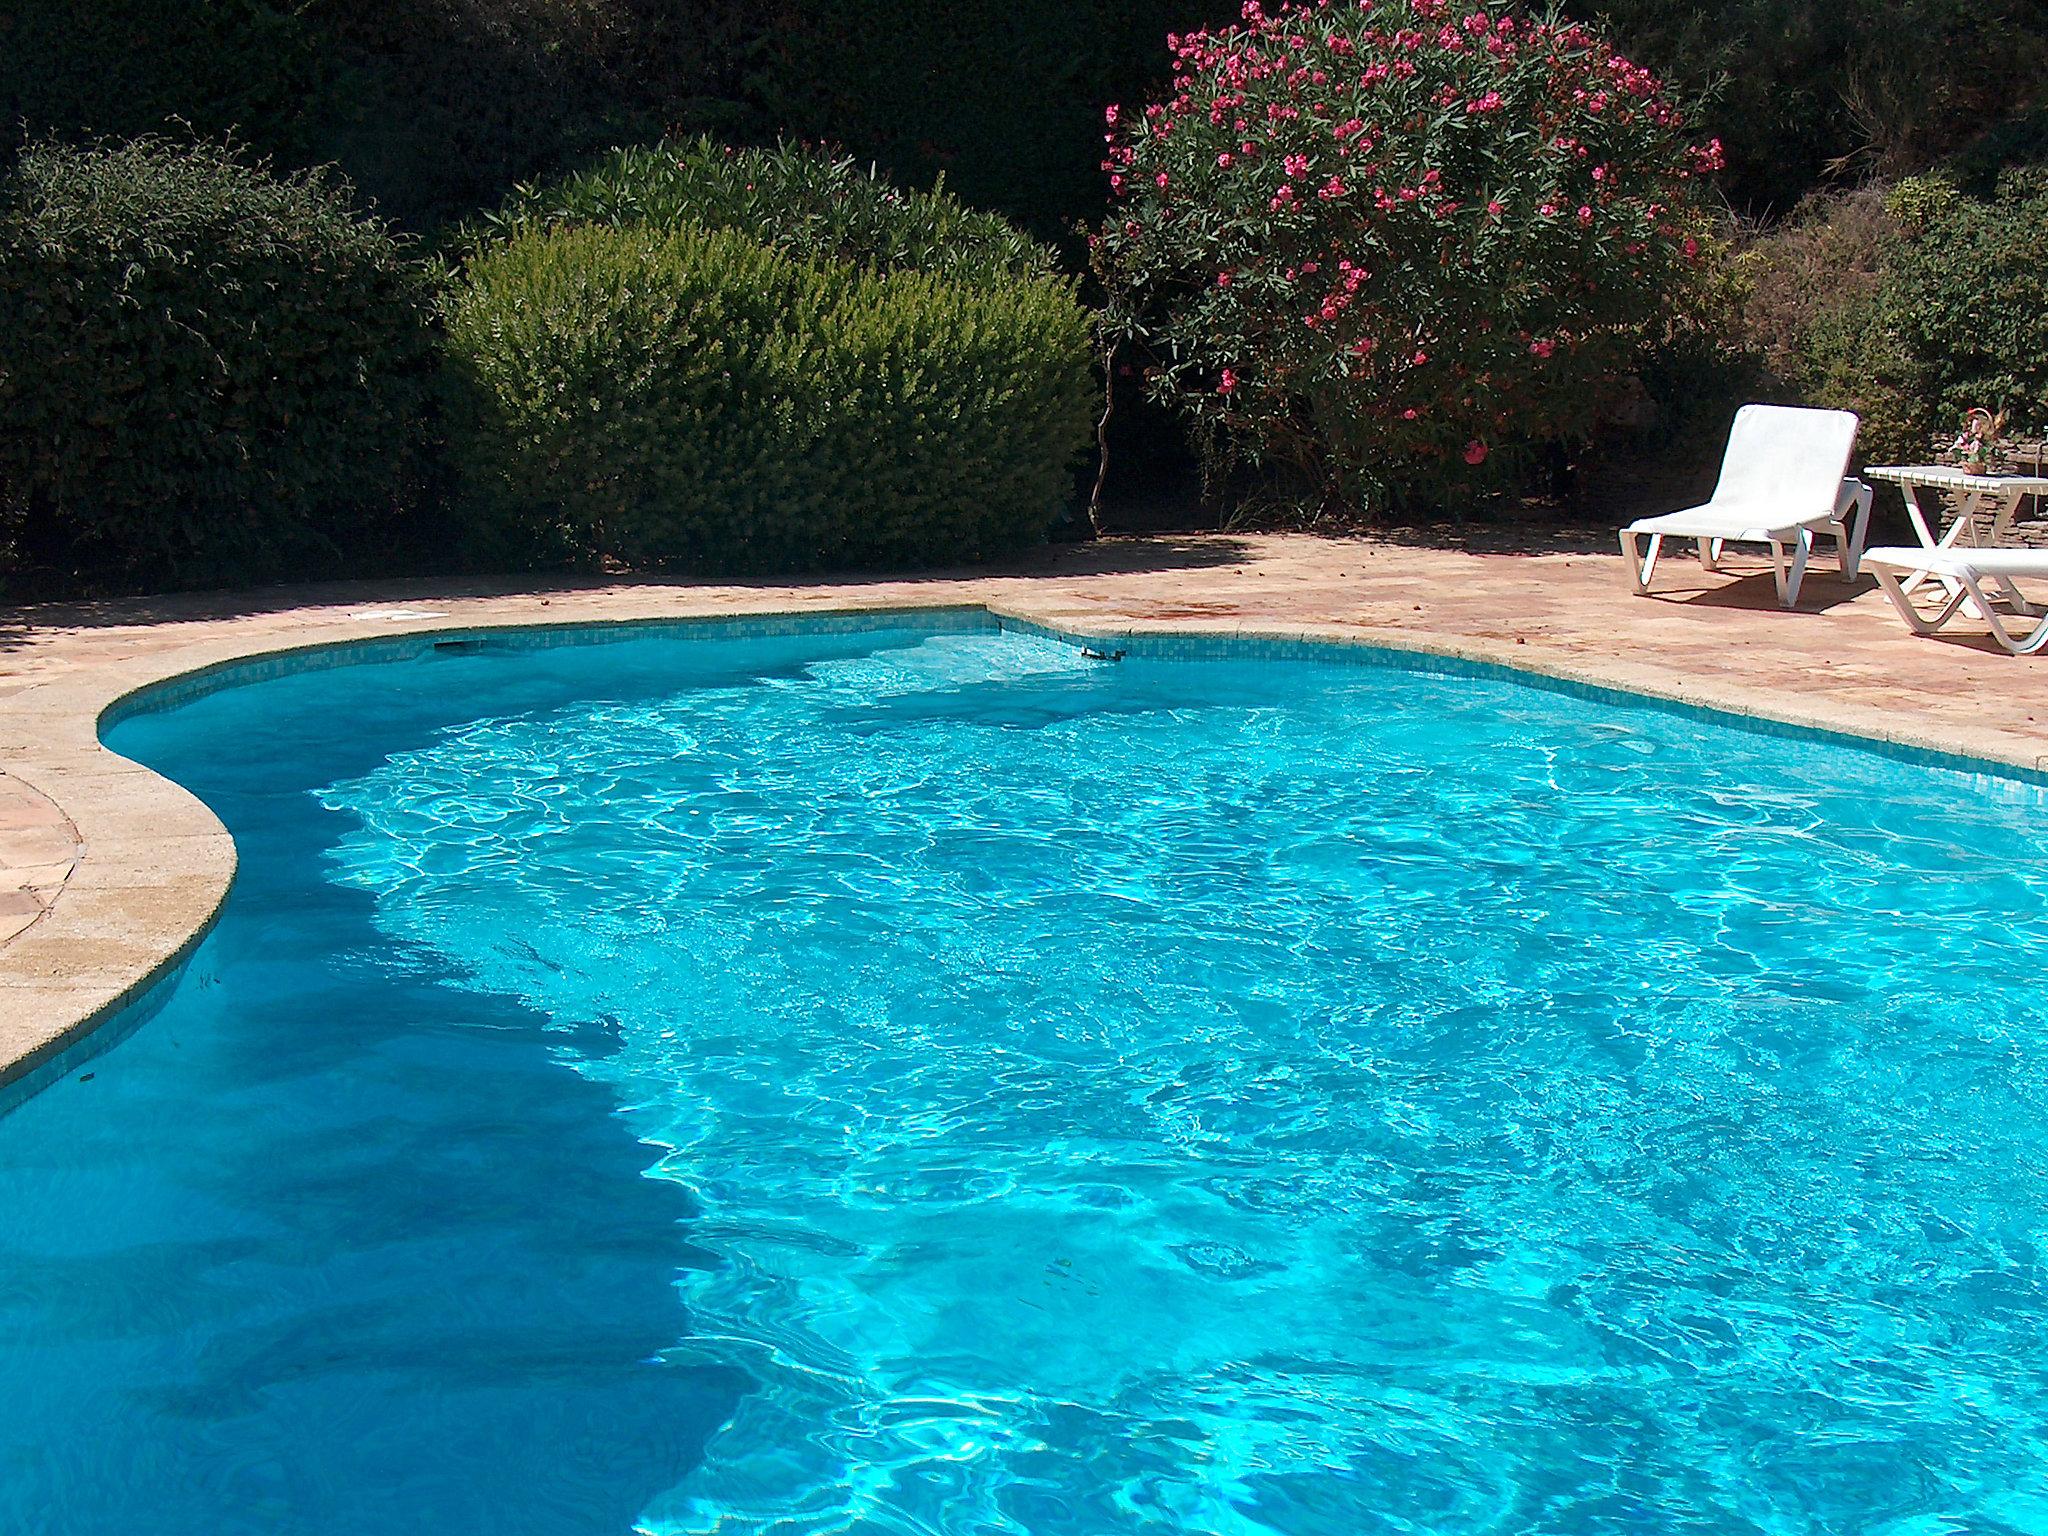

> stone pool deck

[{"left": 0, "top": 530, "right": 2039, "bottom": 1094}]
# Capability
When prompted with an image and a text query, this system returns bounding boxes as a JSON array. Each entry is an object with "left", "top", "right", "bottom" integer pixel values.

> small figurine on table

[{"left": 1951, "top": 406, "right": 2008, "bottom": 475}]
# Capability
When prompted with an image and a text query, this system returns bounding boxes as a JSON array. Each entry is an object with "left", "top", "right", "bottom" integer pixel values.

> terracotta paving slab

[{"left": 0, "top": 531, "right": 2037, "bottom": 1096}]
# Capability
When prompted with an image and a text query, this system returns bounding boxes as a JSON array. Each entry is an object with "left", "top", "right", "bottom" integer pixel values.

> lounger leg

[
  {"left": 1621, "top": 530, "right": 1662, "bottom": 594},
  {"left": 1701, "top": 538, "right": 1723, "bottom": 572},
  {"left": 1840, "top": 484, "right": 1872, "bottom": 579},
  {"left": 1768, "top": 533, "right": 1812, "bottom": 607},
  {"left": 1872, "top": 566, "right": 1971, "bottom": 636},
  {"left": 1988, "top": 573, "right": 2045, "bottom": 619},
  {"left": 1966, "top": 576, "right": 2048, "bottom": 654}
]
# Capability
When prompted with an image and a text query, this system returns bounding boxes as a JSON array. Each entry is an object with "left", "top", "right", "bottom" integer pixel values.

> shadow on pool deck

[{"left": 0, "top": 536, "right": 1263, "bottom": 650}]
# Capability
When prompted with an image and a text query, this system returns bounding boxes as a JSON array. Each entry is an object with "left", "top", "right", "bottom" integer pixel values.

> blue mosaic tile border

[{"left": 0, "top": 948, "right": 199, "bottom": 1118}]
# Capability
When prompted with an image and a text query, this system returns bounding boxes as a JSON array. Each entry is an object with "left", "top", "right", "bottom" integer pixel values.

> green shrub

[
  {"left": 1943, "top": 107, "right": 2048, "bottom": 200},
  {"left": 1885, "top": 168, "right": 2048, "bottom": 440},
  {"left": 443, "top": 223, "right": 1097, "bottom": 573},
  {"left": 1883, "top": 174, "right": 1962, "bottom": 233},
  {"left": 1732, "top": 170, "right": 2048, "bottom": 467},
  {"left": 0, "top": 138, "right": 437, "bottom": 590},
  {"left": 480, "top": 137, "right": 1061, "bottom": 284},
  {"left": 1732, "top": 187, "right": 1920, "bottom": 462}
]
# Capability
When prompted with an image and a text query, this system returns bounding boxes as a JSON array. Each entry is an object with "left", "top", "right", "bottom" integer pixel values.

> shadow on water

[{"left": 0, "top": 693, "right": 745, "bottom": 1534}]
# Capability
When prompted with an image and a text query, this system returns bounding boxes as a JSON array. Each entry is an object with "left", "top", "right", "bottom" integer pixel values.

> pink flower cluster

[{"left": 1099, "top": 0, "right": 1720, "bottom": 497}]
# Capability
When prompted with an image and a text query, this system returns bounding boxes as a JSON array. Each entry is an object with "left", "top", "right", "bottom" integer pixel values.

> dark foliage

[
  {"left": 1587, "top": 0, "right": 2048, "bottom": 216},
  {"left": 0, "top": 138, "right": 438, "bottom": 591}
]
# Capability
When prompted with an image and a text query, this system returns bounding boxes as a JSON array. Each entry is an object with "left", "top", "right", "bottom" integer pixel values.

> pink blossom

[
  {"left": 1463, "top": 439, "right": 1489, "bottom": 464},
  {"left": 1219, "top": 368, "right": 1239, "bottom": 394}
]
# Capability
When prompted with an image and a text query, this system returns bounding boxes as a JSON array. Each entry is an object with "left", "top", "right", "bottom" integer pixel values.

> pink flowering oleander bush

[{"left": 1095, "top": 0, "right": 1725, "bottom": 514}]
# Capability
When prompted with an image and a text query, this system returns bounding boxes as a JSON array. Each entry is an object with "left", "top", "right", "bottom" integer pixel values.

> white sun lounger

[
  {"left": 1863, "top": 546, "right": 2048, "bottom": 654},
  {"left": 1621, "top": 404, "right": 1869, "bottom": 607}
]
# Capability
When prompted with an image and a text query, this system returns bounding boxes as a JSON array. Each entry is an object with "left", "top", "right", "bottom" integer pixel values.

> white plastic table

[{"left": 1865, "top": 465, "right": 2048, "bottom": 613}]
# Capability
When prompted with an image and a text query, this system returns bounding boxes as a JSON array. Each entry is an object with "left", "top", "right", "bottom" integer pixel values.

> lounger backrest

[{"left": 1710, "top": 404, "right": 1860, "bottom": 517}]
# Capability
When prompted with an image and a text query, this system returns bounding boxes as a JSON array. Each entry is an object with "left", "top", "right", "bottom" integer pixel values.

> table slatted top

[{"left": 1865, "top": 465, "right": 2048, "bottom": 493}]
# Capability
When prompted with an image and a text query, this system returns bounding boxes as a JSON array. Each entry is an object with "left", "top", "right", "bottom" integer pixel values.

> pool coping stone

[{"left": 0, "top": 532, "right": 2038, "bottom": 1104}]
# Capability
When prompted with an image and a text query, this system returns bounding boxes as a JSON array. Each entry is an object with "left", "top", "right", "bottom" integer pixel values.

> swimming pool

[{"left": 5, "top": 614, "right": 2048, "bottom": 1534}]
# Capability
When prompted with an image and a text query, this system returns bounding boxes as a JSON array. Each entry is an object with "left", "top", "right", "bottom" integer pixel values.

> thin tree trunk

[{"left": 1085, "top": 340, "right": 1116, "bottom": 539}]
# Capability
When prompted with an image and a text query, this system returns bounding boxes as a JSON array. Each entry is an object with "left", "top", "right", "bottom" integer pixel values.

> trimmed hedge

[
  {"left": 0, "top": 138, "right": 437, "bottom": 590},
  {"left": 443, "top": 223, "right": 1098, "bottom": 573},
  {"left": 481, "top": 137, "right": 1060, "bottom": 285}
]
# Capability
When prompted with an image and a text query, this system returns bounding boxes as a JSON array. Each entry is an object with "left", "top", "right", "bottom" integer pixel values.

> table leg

[
  {"left": 1933, "top": 486, "right": 2032, "bottom": 617},
  {"left": 1990, "top": 491, "right": 2020, "bottom": 544},
  {"left": 1896, "top": 482, "right": 2006, "bottom": 614},
  {"left": 1897, "top": 484, "right": 1950, "bottom": 596}
]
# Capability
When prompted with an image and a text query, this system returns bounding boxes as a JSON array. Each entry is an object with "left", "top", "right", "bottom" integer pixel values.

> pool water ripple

[{"left": 4, "top": 623, "right": 2048, "bottom": 1534}]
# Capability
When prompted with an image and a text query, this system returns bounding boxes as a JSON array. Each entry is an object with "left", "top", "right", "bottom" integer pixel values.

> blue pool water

[{"left": 5, "top": 617, "right": 2048, "bottom": 1535}]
